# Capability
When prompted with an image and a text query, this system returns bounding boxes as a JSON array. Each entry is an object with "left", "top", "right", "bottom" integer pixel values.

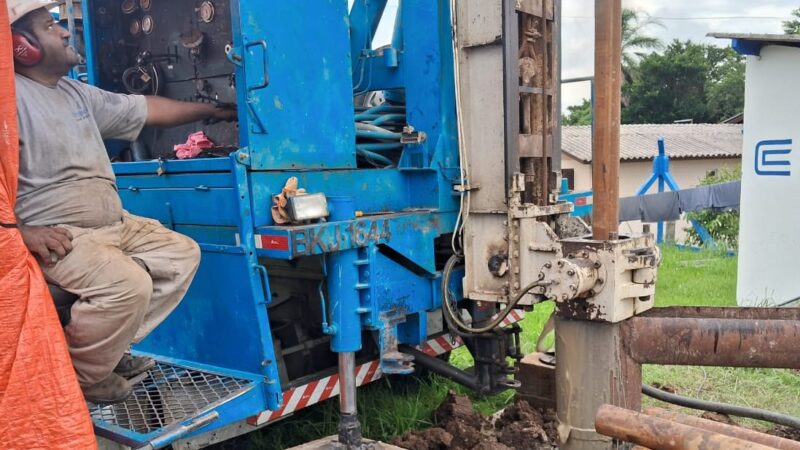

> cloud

[
  {"left": 365, "top": 1, "right": 796, "bottom": 111},
  {"left": 561, "top": 0, "right": 796, "bottom": 110}
]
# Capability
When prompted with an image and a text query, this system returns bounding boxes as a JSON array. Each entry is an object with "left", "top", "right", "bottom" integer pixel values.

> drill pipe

[
  {"left": 591, "top": 0, "right": 622, "bottom": 239},
  {"left": 624, "top": 307, "right": 800, "bottom": 368},
  {"left": 644, "top": 407, "right": 800, "bottom": 450},
  {"left": 595, "top": 404, "right": 774, "bottom": 450}
]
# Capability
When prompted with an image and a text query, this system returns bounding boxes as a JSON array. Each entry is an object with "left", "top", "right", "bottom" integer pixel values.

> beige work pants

[{"left": 42, "top": 212, "right": 200, "bottom": 386}]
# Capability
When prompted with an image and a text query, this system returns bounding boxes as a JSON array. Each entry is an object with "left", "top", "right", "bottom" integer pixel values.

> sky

[
  {"left": 560, "top": 0, "right": 798, "bottom": 110},
  {"left": 361, "top": 0, "right": 797, "bottom": 111}
]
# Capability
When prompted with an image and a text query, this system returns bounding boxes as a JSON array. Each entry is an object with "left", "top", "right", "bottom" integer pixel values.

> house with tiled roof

[{"left": 561, "top": 123, "right": 742, "bottom": 241}]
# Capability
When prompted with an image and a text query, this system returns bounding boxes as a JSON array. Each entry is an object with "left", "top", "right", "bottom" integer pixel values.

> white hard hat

[
  {"left": 57, "top": 1, "right": 81, "bottom": 22},
  {"left": 7, "top": 0, "right": 59, "bottom": 25}
]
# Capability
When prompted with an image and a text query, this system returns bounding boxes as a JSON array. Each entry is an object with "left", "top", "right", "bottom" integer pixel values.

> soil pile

[
  {"left": 769, "top": 425, "right": 800, "bottom": 442},
  {"left": 391, "top": 391, "right": 558, "bottom": 450}
]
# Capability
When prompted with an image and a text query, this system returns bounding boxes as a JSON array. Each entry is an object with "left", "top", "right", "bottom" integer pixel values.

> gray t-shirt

[{"left": 15, "top": 74, "right": 148, "bottom": 228}]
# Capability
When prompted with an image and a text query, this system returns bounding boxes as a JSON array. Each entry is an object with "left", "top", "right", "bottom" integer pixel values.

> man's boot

[
  {"left": 114, "top": 354, "right": 155, "bottom": 379},
  {"left": 83, "top": 373, "right": 132, "bottom": 404}
]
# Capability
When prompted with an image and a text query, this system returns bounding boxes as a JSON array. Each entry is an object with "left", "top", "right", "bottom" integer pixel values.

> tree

[
  {"left": 707, "top": 56, "right": 745, "bottom": 121},
  {"left": 562, "top": 99, "right": 592, "bottom": 126},
  {"left": 622, "top": 40, "right": 744, "bottom": 124},
  {"left": 685, "top": 167, "right": 741, "bottom": 250},
  {"left": 783, "top": 8, "right": 800, "bottom": 34},
  {"left": 622, "top": 8, "right": 664, "bottom": 84}
]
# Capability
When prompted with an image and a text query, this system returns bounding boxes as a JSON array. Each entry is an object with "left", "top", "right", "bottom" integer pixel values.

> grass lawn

[
  {"left": 245, "top": 246, "right": 799, "bottom": 449},
  {"left": 642, "top": 246, "right": 800, "bottom": 430}
]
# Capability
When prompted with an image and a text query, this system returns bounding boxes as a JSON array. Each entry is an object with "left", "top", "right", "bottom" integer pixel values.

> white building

[
  {"left": 711, "top": 33, "right": 800, "bottom": 306},
  {"left": 561, "top": 123, "right": 742, "bottom": 242}
]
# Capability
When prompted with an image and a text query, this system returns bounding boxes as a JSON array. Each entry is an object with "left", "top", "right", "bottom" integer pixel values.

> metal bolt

[
  {"left": 596, "top": 278, "right": 604, "bottom": 285},
  {"left": 538, "top": 272, "right": 545, "bottom": 280},
  {"left": 567, "top": 269, "right": 576, "bottom": 276},
  {"left": 557, "top": 261, "right": 564, "bottom": 267},
  {"left": 569, "top": 284, "right": 577, "bottom": 292},
  {"left": 588, "top": 290, "right": 596, "bottom": 297},
  {"left": 581, "top": 251, "right": 589, "bottom": 258},
  {"left": 594, "top": 261, "right": 602, "bottom": 269},
  {"left": 544, "top": 262, "right": 552, "bottom": 269}
]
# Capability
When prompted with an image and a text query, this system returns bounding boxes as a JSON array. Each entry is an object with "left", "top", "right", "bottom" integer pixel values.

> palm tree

[{"left": 622, "top": 8, "right": 665, "bottom": 84}]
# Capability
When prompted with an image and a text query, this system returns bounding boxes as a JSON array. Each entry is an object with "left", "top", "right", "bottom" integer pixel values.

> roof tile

[{"left": 562, "top": 124, "right": 743, "bottom": 163}]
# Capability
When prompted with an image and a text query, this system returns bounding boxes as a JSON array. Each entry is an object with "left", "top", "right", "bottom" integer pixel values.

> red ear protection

[{"left": 11, "top": 30, "right": 43, "bottom": 67}]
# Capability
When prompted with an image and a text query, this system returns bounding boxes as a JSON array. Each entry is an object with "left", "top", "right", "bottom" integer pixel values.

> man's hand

[
  {"left": 212, "top": 105, "right": 237, "bottom": 122},
  {"left": 19, "top": 225, "right": 73, "bottom": 266}
]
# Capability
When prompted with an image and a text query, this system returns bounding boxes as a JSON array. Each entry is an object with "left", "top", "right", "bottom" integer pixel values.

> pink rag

[{"left": 174, "top": 131, "right": 215, "bottom": 159}]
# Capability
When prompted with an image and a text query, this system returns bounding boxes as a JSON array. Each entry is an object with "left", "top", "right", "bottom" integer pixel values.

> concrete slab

[{"left": 286, "top": 436, "right": 405, "bottom": 450}]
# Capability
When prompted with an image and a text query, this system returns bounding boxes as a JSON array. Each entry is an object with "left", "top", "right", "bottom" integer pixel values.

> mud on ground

[
  {"left": 390, "top": 391, "right": 559, "bottom": 450},
  {"left": 769, "top": 425, "right": 800, "bottom": 442},
  {"left": 391, "top": 393, "right": 800, "bottom": 450}
]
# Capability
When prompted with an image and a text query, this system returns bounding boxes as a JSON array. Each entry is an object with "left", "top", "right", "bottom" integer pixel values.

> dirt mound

[
  {"left": 391, "top": 391, "right": 558, "bottom": 450},
  {"left": 769, "top": 425, "right": 800, "bottom": 442}
]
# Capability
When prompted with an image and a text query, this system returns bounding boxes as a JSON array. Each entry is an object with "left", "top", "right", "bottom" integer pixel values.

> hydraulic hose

[
  {"left": 355, "top": 148, "right": 393, "bottom": 167},
  {"left": 442, "top": 255, "right": 544, "bottom": 334},
  {"left": 642, "top": 384, "right": 800, "bottom": 430}
]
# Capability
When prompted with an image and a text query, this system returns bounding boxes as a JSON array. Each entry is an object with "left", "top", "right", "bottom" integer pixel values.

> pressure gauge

[
  {"left": 198, "top": 1, "right": 215, "bottom": 23},
  {"left": 129, "top": 19, "right": 141, "bottom": 36},
  {"left": 142, "top": 15, "right": 154, "bottom": 35},
  {"left": 139, "top": 0, "right": 152, "bottom": 12},
  {"left": 121, "top": 0, "right": 137, "bottom": 14}
]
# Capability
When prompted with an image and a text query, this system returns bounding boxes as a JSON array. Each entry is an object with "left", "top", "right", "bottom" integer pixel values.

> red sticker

[
  {"left": 260, "top": 235, "right": 290, "bottom": 251},
  {"left": 575, "top": 197, "right": 588, "bottom": 206}
]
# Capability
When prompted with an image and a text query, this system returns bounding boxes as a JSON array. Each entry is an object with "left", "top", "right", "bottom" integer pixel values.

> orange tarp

[{"left": 0, "top": 1, "right": 96, "bottom": 448}]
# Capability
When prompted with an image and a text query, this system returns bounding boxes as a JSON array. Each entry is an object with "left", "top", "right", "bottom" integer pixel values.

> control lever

[{"left": 194, "top": 92, "right": 235, "bottom": 108}]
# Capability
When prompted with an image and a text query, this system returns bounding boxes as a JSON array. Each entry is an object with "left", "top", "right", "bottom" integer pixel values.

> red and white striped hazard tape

[{"left": 247, "top": 308, "right": 526, "bottom": 426}]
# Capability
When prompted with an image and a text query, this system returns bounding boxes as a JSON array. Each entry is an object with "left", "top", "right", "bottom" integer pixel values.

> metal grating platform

[{"left": 89, "top": 362, "right": 254, "bottom": 435}]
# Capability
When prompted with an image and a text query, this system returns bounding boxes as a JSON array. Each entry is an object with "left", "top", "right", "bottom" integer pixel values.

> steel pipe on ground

[
  {"left": 595, "top": 404, "right": 775, "bottom": 450},
  {"left": 644, "top": 407, "right": 800, "bottom": 450},
  {"left": 624, "top": 307, "right": 800, "bottom": 368}
]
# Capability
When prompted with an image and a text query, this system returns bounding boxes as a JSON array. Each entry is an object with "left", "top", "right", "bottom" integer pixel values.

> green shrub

[{"left": 685, "top": 167, "right": 741, "bottom": 249}]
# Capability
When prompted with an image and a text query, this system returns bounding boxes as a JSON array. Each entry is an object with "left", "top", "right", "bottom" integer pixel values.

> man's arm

[{"left": 145, "top": 96, "right": 237, "bottom": 128}]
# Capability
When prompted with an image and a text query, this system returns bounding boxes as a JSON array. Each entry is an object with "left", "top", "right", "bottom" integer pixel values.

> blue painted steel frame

[
  {"left": 636, "top": 138, "right": 712, "bottom": 245},
  {"left": 82, "top": 0, "right": 461, "bottom": 446},
  {"left": 559, "top": 191, "right": 593, "bottom": 217},
  {"left": 636, "top": 138, "right": 680, "bottom": 243}
]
